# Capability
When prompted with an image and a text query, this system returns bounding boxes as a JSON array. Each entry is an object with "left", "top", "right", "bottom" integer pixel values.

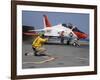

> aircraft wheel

[
  {"left": 73, "top": 42, "right": 76, "bottom": 46},
  {"left": 73, "top": 42, "right": 80, "bottom": 47}
]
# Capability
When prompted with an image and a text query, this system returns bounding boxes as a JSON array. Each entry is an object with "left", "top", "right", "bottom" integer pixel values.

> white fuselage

[{"left": 44, "top": 24, "right": 77, "bottom": 38}]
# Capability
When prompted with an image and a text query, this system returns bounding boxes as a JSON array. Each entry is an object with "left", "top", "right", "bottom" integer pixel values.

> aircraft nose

[
  {"left": 82, "top": 33, "right": 88, "bottom": 39},
  {"left": 74, "top": 31, "right": 88, "bottom": 39}
]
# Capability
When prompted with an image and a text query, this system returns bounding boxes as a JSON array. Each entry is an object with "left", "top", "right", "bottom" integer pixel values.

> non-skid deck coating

[{"left": 22, "top": 40, "right": 89, "bottom": 69}]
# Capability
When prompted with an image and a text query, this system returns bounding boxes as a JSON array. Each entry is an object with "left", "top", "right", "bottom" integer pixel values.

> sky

[{"left": 22, "top": 11, "right": 89, "bottom": 35}]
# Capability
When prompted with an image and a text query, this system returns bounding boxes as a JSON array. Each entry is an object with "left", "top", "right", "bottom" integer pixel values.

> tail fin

[{"left": 43, "top": 15, "right": 51, "bottom": 28}]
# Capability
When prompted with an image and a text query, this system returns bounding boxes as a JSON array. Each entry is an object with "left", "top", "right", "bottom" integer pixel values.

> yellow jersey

[{"left": 32, "top": 36, "right": 47, "bottom": 48}]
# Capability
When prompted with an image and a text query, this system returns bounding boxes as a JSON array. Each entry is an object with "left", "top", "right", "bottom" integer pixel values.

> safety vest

[{"left": 32, "top": 36, "right": 47, "bottom": 48}]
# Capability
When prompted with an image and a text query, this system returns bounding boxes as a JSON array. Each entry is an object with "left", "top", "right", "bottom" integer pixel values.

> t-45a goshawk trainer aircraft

[{"left": 26, "top": 15, "right": 88, "bottom": 46}]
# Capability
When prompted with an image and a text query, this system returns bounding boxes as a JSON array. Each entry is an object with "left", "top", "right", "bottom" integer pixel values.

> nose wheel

[{"left": 72, "top": 42, "right": 80, "bottom": 47}]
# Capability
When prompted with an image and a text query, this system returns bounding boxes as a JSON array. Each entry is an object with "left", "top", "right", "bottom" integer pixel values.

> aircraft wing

[
  {"left": 29, "top": 27, "right": 52, "bottom": 32},
  {"left": 29, "top": 29, "right": 46, "bottom": 32}
]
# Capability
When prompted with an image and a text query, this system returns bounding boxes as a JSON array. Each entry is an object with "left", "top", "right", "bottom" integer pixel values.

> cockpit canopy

[{"left": 62, "top": 23, "right": 84, "bottom": 33}]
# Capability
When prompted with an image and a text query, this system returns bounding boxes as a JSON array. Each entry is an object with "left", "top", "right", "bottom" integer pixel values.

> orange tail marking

[{"left": 43, "top": 15, "right": 51, "bottom": 27}]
